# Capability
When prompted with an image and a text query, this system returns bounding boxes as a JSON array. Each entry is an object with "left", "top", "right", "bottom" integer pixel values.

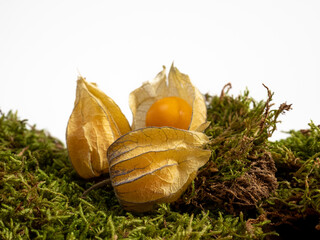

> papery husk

[
  {"left": 66, "top": 77, "right": 131, "bottom": 179},
  {"left": 107, "top": 127, "right": 211, "bottom": 212},
  {"left": 129, "top": 64, "right": 208, "bottom": 131}
]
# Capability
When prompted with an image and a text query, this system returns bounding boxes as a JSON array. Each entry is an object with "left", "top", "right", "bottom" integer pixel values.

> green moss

[
  {"left": 181, "top": 85, "right": 290, "bottom": 215},
  {"left": 265, "top": 122, "right": 320, "bottom": 226},
  {"left": 0, "top": 110, "right": 270, "bottom": 239},
  {"left": 1, "top": 82, "right": 319, "bottom": 239}
]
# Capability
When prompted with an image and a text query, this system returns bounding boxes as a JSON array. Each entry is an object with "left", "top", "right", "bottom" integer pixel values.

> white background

[{"left": 1, "top": 0, "right": 319, "bottom": 144}]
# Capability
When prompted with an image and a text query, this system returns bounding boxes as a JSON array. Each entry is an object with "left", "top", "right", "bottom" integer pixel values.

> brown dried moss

[{"left": 180, "top": 84, "right": 291, "bottom": 214}]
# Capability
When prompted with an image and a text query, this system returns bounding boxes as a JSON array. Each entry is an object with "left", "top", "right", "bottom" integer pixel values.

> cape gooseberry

[{"left": 146, "top": 96, "right": 192, "bottom": 130}]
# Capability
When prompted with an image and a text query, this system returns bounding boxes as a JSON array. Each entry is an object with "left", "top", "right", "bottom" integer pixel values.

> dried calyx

[{"left": 66, "top": 65, "right": 210, "bottom": 212}]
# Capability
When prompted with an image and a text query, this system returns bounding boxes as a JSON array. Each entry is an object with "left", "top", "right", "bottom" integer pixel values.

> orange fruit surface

[{"left": 146, "top": 96, "right": 192, "bottom": 130}]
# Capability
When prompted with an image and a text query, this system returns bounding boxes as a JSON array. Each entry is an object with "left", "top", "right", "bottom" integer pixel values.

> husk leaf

[
  {"left": 129, "top": 65, "right": 207, "bottom": 131},
  {"left": 107, "top": 127, "right": 211, "bottom": 212},
  {"left": 66, "top": 77, "right": 131, "bottom": 179}
]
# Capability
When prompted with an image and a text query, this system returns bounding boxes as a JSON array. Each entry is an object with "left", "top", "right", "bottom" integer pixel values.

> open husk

[{"left": 129, "top": 65, "right": 208, "bottom": 131}]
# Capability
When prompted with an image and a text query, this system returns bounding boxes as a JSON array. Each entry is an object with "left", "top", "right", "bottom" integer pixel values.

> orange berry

[{"left": 145, "top": 96, "right": 192, "bottom": 130}]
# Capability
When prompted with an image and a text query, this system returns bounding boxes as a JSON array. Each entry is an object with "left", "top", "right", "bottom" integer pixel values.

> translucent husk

[
  {"left": 129, "top": 64, "right": 208, "bottom": 131},
  {"left": 107, "top": 127, "right": 211, "bottom": 212},
  {"left": 66, "top": 66, "right": 211, "bottom": 212},
  {"left": 66, "top": 77, "right": 131, "bottom": 179}
]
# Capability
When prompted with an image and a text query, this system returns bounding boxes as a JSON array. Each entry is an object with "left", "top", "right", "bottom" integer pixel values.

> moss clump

[
  {"left": 263, "top": 122, "right": 320, "bottom": 237},
  {"left": 181, "top": 84, "right": 291, "bottom": 214},
  {"left": 0, "top": 110, "right": 271, "bottom": 239},
  {"left": 1, "top": 82, "right": 320, "bottom": 239}
]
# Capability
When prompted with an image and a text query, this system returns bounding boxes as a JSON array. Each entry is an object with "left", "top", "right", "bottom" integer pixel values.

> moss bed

[{"left": 1, "top": 85, "right": 320, "bottom": 239}]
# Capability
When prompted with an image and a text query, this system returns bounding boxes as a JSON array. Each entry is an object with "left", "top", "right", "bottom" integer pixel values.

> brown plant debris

[{"left": 180, "top": 84, "right": 291, "bottom": 213}]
